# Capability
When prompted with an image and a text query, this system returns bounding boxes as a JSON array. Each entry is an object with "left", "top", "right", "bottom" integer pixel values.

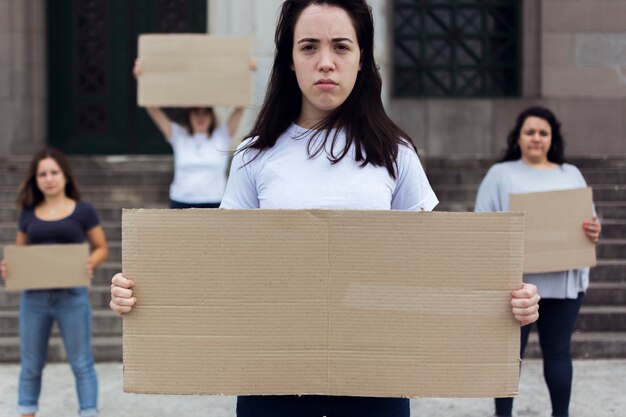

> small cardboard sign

[
  {"left": 137, "top": 34, "right": 252, "bottom": 107},
  {"left": 509, "top": 187, "right": 596, "bottom": 274},
  {"left": 122, "top": 209, "right": 524, "bottom": 398},
  {"left": 3, "top": 243, "right": 90, "bottom": 290}
]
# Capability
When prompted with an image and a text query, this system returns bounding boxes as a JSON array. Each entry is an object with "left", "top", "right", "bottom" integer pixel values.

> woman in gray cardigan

[{"left": 475, "top": 106, "right": 601, "bottom": 417}]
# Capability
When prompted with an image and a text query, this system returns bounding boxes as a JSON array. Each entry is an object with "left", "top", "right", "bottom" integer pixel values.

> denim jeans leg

[
  {"left": 55, "top": 288, "right": 98, "bottom": 417},
  {"left": 18, "top": 290, "right": 54, "bottom": 415}
]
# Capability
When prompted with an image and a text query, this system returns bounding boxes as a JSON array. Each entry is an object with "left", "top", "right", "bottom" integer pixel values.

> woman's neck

[
  {"left": 42, "top": 193, "right": 71, "bottom": 207},
  {"left": 520, "top": 156, "right": 558, "bottom": 170}
]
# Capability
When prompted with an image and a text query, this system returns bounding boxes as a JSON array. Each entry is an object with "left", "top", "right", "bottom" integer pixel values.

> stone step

[
  {"left": 599, "top": 220, "right": 626, "bottom": 239},
  {"left": 0, "top": 221, "right": 122, "bottom": 242},
  {"left": 435, "top": 201, "right": 626, "bottom": 219},
  {"left": 1, "top": 331, "right": 625, "bottom": 362},
  {"left": 431, "top": 184, "right": 626, "bottom": 204},
  {"left": 0, "top": 335, "right": 122, "bottom": 362},
  {"left": 0, "top": 171, "right": 173, "bottom": 187},
  {"left": 525, "top": 331, "right": 626, "bottom": 359},
  {"left": 590, "top": 260, "right": 626, "bottom": 282},
  {"left": 597, "top": 239, "right": 626, "bottom": 259},
  {"left": 0, "top": 309, "right": 121, "bottom": 337},
  {"left": 0, "top": 286, "right": 114, "bottom": 311},
  {"left": 584, "top": 282, "right": 626, "bottom": 305},
  {"left": 424, "top": 156, "right": 626, "bottom": 171},
  {"left": 575, "top": 306, "right": 626, "bottom": 332},
  {"left": 0, "top": 186, "right": 170, "bottom": 205},
  {"left": 426, "top": 169, "right": 626, "bottom": 187},
  {"left": 0, "top": 202, "right": 168, "bottom": 223}
]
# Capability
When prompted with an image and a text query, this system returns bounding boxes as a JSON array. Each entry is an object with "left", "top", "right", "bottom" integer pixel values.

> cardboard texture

[
  {"left": 137, "top": 34, "right": 251, "bottom": 107},
  {"left": 509, "top": 187, "right": 596, "bottom": 274},
  {"left": 122, "top": 209, "right": 524, "bottom": 398},
  {"left": 3, "top": 243, "right": 90, "bottom": 291}
]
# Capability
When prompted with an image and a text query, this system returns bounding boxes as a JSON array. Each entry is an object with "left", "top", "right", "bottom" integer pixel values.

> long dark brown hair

[
  {"left": 183, "top": 107, "right": 217, "bottom": 136},
  {"left": 241, "top": 0, "right": 414, "bottom": 178},
  {"left": 16, "top": 148, "right": 81, "bottom": 209},
  {"left": 501, "top": 106, "right": 566, "bottom": 164}
]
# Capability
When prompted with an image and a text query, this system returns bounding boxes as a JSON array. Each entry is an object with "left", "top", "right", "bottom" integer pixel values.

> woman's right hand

[
  {"left": 132, "top": 58, "right": 142, "bottom": 79},
  {"left": 110, "top": 273, "right": 136, "bottom": 316},
  {"left": 0, "top": 259, "right": 7, "bottom": 281}
]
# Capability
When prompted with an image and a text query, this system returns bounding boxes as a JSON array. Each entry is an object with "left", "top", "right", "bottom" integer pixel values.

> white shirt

[
  {"left": 169, "top": 123, "right": 232, "bottom": 204},
  {"left": 221, "top": 124, "right": 438, "bottom": 211}
]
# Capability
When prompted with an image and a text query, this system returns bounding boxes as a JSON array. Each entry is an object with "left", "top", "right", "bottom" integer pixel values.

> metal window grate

[{"left": 393, "top": 0, "right": 521, "bottom": 98}]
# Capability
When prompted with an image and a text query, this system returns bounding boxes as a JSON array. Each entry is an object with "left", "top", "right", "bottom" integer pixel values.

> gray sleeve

[{"left": 474, "top": 165, "right": 503, "bottom": 212}]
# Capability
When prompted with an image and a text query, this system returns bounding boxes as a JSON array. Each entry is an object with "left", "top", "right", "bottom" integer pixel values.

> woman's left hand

[
  {"left": 583, "top": 216, "right": 601, "bottom": 243},
  {"left": 86, "top": 260, "right": 94, "bottom": 279},
  {"left": 511, "top": 283, "right": 540, "bottom": 326}
]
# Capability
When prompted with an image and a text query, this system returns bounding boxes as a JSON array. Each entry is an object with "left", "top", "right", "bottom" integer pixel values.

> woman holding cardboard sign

[
  {"left": 112, "top": 1, "right": 540, "bottom": 416},
  {"left": 475, "top": 106, "right": 601, "bottom": 417},
  {"left": 133, "top": 58, "right": 255, "bottom": 209},
  {"left": 1, "top": 148, "right": 108, "bottom": 417}
]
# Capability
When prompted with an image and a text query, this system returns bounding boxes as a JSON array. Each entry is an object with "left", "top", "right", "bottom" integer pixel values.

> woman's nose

[{"left": 318, "top": 48, "right": 335, "bottom": 72}]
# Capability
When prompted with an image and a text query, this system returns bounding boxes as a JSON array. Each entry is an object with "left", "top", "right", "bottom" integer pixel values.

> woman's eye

[
  {"left": 524, "top": 130, "right": 535, "bottom": 135},
  {"left": 539, "top": 131, "right": 549, "bottom": 137},
  {"left": 301, "top": 44, "right": 316, "bottom": 52}
]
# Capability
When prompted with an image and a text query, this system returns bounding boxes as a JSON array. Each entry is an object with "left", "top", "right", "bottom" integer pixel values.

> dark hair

[
  {"left": 241, "top": 0, "right": 413, "bottom": 178},
  {"left": 183, "top": 107, "right": 217, "bottom": 136},
  {"left": 16, "top": 147, "right": 81, "bottom": 209},
  {"left": 501, "top": 106, "right": 565, "bottom": 164}
]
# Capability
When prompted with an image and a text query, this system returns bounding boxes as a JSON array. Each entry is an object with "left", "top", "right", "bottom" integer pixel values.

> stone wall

[
  {"left": 388, "top": 0, "right": 626, "bottom": 157},
  {"left": 0, "top": 0, "right": 46, "bottom": 156}
]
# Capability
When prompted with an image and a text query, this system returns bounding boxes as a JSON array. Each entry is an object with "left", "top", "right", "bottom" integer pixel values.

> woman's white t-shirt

[
  {"left": 169, "top": 122, "right": 232, "bottom": 204},
  {"left": 221, "top": 124, "right": 438, "bottom": 211}
]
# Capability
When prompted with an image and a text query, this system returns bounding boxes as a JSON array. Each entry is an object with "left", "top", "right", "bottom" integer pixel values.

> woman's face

[
  {"left": 291, "top": 4, "right": 361, "bottom": 127},
  {"left": 35, "top": 157, "right": 67, "bottom": 198},
  {"left": 190, "top": 108, "right": 213, "bottom": 134},
  {"left": 518, "top": 116, "right": 552, "bottom": 164}
]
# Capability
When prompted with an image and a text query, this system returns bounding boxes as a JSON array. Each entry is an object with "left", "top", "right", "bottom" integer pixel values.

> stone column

[{"left": 0, "top": 0, "right": 46, "bottom": 156}]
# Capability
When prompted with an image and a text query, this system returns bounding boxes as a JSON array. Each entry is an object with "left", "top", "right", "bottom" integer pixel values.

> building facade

[{"left": 1, "top": 0, "right": 625, "bottom": 158}]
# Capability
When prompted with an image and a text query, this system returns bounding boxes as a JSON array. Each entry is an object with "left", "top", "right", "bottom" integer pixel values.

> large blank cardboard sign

[
  {"left": 122, "top": 209, "right": 524, "bottom": 398},
  {"left": 509, "top": 187, "right": 596, "bottom": 274},
  {"left": 3, "top": 244, "right": 90, "bottom": 291},
  {"left": 137, "top": 34, "right": 251, "bottom": 107}
]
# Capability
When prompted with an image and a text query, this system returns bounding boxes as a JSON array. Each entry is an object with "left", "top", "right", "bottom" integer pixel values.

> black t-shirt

[{"left": 18, "top": 201, "right": 100, "bottom": 244}]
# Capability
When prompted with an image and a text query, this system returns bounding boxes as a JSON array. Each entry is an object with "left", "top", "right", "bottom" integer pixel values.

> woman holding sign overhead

[
  {"left": 133, "top": 58, "right": 255, "bottom": 209},
  {"left": 112, "top": 1, "right": 540, "bottom": 416},
  {"left": 475, "top": 106, "right": 601, "bottom": 417},
  {"left": 0, "top": 148, "right": 108, "bottom": 417}
]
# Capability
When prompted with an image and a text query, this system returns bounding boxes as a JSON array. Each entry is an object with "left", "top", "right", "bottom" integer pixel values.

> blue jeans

[
  {"left": 18, "top": 288, "right": 98, "bottom": 417},
  {"left": 495, "top": 293, "right": 584, "bottom": 417},
  {"left": 237, "top": 395, "right": 410, "bottom": 417}
]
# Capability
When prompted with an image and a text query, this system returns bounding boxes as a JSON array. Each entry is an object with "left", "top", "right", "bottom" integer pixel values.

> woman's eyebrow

[{"left": 296, "top": 37, "right": 354, "bottom": 44}]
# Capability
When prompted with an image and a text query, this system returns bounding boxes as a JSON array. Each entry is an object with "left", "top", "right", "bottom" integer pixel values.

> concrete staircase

[
  {"left": 426, "top": 156, "right": 626, "bottom": 359},
  {"left": 0, "top": 155, "right": 173, "bottom": 362},
  {"left": 0, "top": 155, "right": 624, "bottom": 362}
]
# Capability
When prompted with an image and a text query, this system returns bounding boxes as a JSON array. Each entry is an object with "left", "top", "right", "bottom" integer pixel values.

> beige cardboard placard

[
  {"left": 509, "top": 187, "right": 596, "bottom": 274},
  {"left": 3, "top": 243, "right": 90, "bottom": 291},
  {"left": 122, "top": 209, "right": 524, "bottom": 398},
  {"left": 138, "top": 34, "right": 251, "bottom": 107}
]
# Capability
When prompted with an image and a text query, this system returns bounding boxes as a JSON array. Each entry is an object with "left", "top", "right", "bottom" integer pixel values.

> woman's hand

[
  {"left": 583, "top": 216, "right": 601, "bottom": 243},
  {"left": 1, "top": 259, "right": 7, "bottom": 281},
  {"left": 86, "top": 260, "right": 94, "bottom": 279},
  {"left": 511, "top": 283, "right": 540, "bottom": 326},
  {"left": 133, "top": 58, "right": 142, "bottom": 79},
  {"left": 110, "top": 273, "right": 136, "bottom": 316}
]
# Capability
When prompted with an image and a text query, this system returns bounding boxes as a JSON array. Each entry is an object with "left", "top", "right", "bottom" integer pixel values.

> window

[{"left": 393, "top": 0, "right": 521, "bottom": 98}]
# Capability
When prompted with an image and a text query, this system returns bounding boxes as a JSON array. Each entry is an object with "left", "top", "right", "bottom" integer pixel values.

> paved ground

[{"left": 0, "top": 359, "right": 623, "bottom": 416}]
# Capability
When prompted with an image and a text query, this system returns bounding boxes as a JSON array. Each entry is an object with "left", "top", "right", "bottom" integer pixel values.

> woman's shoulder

[{"left": 560, "top": 162, "right": 582, "bottom": 173}]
